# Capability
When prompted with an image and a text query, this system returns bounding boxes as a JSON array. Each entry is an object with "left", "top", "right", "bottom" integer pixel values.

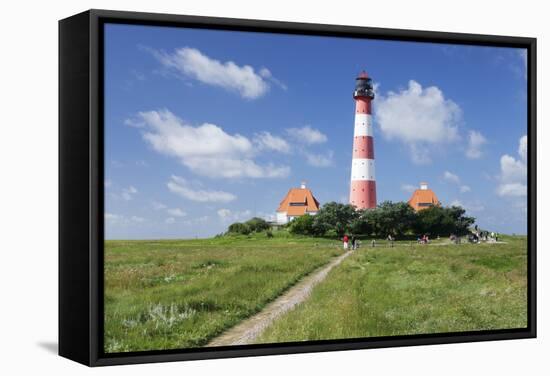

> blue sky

[{"left": 104, "top": 23, "right": 528, "bottom": 239}]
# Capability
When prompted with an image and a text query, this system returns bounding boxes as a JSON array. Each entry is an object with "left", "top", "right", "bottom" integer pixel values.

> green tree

[
  {"left": 313, "top": 202, "right": 358, "bottom": 237},
  {"left": 447, "top": 205, "right": 476, "bottom": 236},
  {"left": 414, "top": 205, "right": 474, "bottom": 236},
  {"left": 288, "top": 214, "right": 315, "bottom": 235},
  {"left": 374, "top": 201, "right": 417, "bottom": 237},
  {"left": 351, "top": 209, "right": 374, "bottom": 236},
  {"left": 227, "top": 222, "right": 251, "bottom": 235},
  {"left": 245, "top": 217, "right": 270, "bottom": 232}
]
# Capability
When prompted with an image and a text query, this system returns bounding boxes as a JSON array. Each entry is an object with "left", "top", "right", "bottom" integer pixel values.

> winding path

[{"left": 206, "top": 250, "right": 354, "bottom": 347}]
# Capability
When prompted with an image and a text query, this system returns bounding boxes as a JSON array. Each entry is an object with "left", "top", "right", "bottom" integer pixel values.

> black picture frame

[{"left": 59, "top": 9, "right": 537, "bottom": 367}]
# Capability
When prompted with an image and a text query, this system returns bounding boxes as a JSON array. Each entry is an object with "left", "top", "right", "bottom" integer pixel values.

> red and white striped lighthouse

[{"left": 349, "top": 71, "right": 377, "bottom": 209}]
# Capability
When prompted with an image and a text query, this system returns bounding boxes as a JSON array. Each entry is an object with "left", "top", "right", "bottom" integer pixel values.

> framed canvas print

[{"left": 59, "top": 9, "right": 536, "bottom": 366}]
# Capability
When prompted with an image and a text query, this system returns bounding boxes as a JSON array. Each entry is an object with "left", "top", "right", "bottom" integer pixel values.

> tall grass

[
  {"left": 256, "top": 236, "right": 527, "bottom": 343},
  {"left": 104, "top": 234, "right": 339, "bottom": 352}
]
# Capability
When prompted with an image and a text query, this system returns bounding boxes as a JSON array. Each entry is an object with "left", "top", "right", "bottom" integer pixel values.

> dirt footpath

[{"left": 206, "top": 250, "right": 354, "bottom": 347}]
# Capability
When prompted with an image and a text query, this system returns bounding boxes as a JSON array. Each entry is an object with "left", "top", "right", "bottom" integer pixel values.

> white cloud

[
  {"left": 166, "top": 208, "right": 186, "bottom": 217},
  {"left": 450, "top": 199, "right": 462, "bottom": 207},
  {"left": 105, "top": 213, "right": 146, "bottom": 224},
  {"left": 254, "top": 131, "right": 291, "bottom": 153},
  {"left": 518, "top": 134, "right": 527, "bottom": 161},
  {"left": 152, "top": 201, "right": 167, "bottom": 210},
  {"left": 286, "top": 126, "right": 328, "bottom": 145},
  {"left": 131, "top": 69, "right": 146, "bottom": 81},
  {"left": 217, "top": 208, "right": 252, "bottom": 222},
  {"left": 496, "top": 182, "right": 526, "bottom": 197},
  {"left": 165, "top": 217, "right": 175, "bottom": 224},
  {"left": 304, "top": 151, "right": 333, "bottom": 167},
  {"left": 183, "top": 215, "right": 210, "bottom": 225},
  {"left": 443, "top": 172, "right": 471, "bottom": 194},
  {"left": 408, "top": 144, "right": 432, "bottom": 165},
  {"left": 136, "top": 160, "right": 148, "bottom": 167},
  {"left": 184, "top": 157, "right": 289, "bottom": 179},
  {"left": 372, "top": 82, "right": 381, "bottom": 97},
  {"left": 259, "top": 67, "right": 271, "bottom": 78},
  {"left": 468, "top": 203, "right": 485, "bottom": 213},
  {"left": 443, "top": 171, "right": 460, "bottom": 184},
  {"left": 499, "top": 155, "right": 526, "bottom": 182},
  {"left": 105, "top": 213, "right": 121, "bottom": 222},
  {"left": 217, "top": 208, "right": 232, "bottom": 219},
  {"left": 401, "top": 184, "right": 417, "bottom": 193},
  {"left": 121, "top": 186, "right": 138, "bottom": 201},
  {"left": 450, "top": 199, "right": 484, "bottom": 213},
  {"left": 134, "top": 109, "right": 289, "bottom": 179},
  {"left": 124, "top": 117, "right": 145, "bottom": 128},
  {"left": 465, "top": 130, "right": 487, "bottom": 159},
  {"left": 151, "top": 47, "right": 272, "bottom": 99},
  {"left": 104, "top": 180, "right": 112, "bottom": 188},
  {"left": 376, "top": 80, "right": 461, "bottom": 164},
  {"left": 496, "top": 135, "right": 527, "bottom": 197},
  {"left": 519, "top": 50, "right": 527, "bottom": 80},
  {"left": 259, "top": 67, "right": 287, "bottom": 90},
  {"left": 256, "top": 211, "right": 277, "bottom": 222},
  {"left": 167, "top": 175, "right": 236, "bottom": 203}
]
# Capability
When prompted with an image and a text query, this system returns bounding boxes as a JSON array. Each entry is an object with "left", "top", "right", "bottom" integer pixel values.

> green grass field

[
  {"left": 256, "top": 235, "right": 527, "bottom": 343},
  {"left": 104, "top": 234, "right": 527, "bottom": 352},
  {"left": 104, "top": 235, "right": 339, "bottom": 352}
]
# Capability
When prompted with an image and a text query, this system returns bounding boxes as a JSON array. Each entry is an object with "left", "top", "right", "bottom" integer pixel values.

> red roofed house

[
  {"left": 408, "top": 182, "right": 440, "bottom": 211},
  {"left": 276, "top": 182, "right": 321, "bottom": 224}
]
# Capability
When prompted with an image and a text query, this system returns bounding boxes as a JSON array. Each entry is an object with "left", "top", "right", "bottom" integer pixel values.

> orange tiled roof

[
  {"left": 277, "top": 188, "right": 320, "bottom": 215},
  {"left": 408, "top": 188, "right": 440, "bottom": 211}
]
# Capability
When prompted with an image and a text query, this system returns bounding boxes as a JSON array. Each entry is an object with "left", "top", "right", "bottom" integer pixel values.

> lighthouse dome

[{"left": 354, "top": 73, "right": 375, "bottom": 99}]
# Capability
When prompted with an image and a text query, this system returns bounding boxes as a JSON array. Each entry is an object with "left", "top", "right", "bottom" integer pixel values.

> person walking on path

[
  {"left": 387, "top": 234, "right": 394, "bottom": 248},
  {"left": 343, "top": 234, "right": 349, "bottom": 250},
  {"left": 351, "top": 235, "right": 357, "bottom": 250}
]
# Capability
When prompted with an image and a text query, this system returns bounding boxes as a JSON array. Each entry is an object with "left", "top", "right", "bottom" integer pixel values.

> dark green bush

[
  {"left": 289, "top": 214, "right": 315, "bottom": 235},
  {"left": 245, "top": 217, "right": 271, "bottom": 232},
  {"left": 227, "top": 222, "right": 251, "bottom": 235}
]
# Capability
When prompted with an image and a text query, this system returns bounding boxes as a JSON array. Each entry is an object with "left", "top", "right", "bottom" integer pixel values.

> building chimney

[
  {"left": 420, "top": 182, "right": 428, "bottom": 190},
  {"left": 300, "top": 181, "right": 306, "bottom": 189}
]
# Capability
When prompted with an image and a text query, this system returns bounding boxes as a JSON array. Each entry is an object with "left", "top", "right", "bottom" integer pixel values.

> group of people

[
  {"left": 342, "top": 234, "right": 359, "bottom": 251},
  {"left": 417, "top": 234, "right": 430, "bottom": 244},
  {"left": 340, "top": 226, "right": 500, "bottom": 250},
  {"left": 468, "top": 230, "right": 499, "bottom": 244},
  {"left": 342, "top": 234, "right": 396, "bottom": 250},
  {"left": 449, "top": 234, "right": 461, "bottom": 244}
]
